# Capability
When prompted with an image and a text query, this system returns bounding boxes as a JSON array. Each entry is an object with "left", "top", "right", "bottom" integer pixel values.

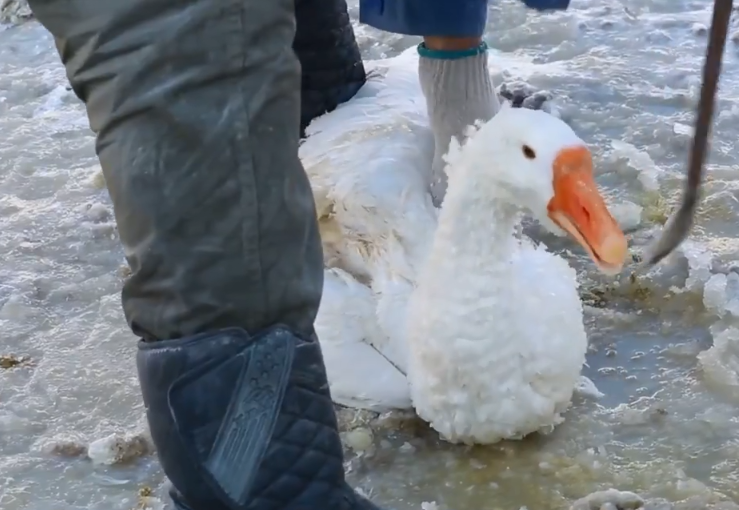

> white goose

[{"left": 301, "top": 48, "right": 627, "bottom": 445}]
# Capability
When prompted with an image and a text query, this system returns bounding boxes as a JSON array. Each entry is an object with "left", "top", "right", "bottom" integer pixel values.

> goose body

[
  {"left": 301, "top": 48, "right": 436, "bottom": 286},
  {"left": 301, "top": 48, "right": 627, "bottom": 444}
]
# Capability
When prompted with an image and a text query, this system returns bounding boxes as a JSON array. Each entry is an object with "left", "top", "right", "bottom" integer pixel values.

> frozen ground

[{"left": 3, "top": 0, "right": 739, "bottom": 509}]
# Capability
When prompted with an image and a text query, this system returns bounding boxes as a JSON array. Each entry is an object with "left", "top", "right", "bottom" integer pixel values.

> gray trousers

[{"left": 28, "top": 0, "right": 324, "bottom": 340}]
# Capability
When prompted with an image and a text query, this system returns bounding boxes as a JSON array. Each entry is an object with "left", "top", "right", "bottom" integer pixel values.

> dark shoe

[{"left": 136, "top": 326, "right": 386, "bottom": 510}]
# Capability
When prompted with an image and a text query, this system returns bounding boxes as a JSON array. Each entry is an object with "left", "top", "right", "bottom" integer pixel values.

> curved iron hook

[{"left": 641, "top": 0, "right": 733, "bottom": 268}]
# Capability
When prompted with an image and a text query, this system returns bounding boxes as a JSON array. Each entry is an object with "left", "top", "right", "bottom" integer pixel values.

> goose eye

[{"left": 522, "top": 145, "right": 536, "bottom": 159}]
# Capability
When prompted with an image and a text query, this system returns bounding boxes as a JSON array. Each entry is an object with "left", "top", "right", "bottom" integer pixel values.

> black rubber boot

[
  {"left": 137, "top": 326, "right": 386, "bottom": 510},
  {"left": 294, "top": 0, "right": 366, "bottom": 135}
]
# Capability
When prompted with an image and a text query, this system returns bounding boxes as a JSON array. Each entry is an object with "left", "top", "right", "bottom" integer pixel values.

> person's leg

[
  {"left": 417, "top": 36, "right": 500, "bottom": 205},
  {"left": 294, "top": 0, "right": 366, "bottom": 135},
  {"left": 359, "top": 0, "right": 499, "bottom": 205},
  {"left": 360, "top": 0, "right": 571, "bottom": 204},
  {"left": 27, "top": 0, "right": 383, "bottom": 509}
]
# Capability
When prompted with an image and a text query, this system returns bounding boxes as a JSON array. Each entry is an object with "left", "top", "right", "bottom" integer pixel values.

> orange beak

[{"left": 547, "top": 146, "right": 627, "bottom": 275}]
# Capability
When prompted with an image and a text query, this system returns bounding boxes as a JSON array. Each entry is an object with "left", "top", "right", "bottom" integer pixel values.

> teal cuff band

[{"left": 417, "top": 41, "right": 488, "bottom": 60}]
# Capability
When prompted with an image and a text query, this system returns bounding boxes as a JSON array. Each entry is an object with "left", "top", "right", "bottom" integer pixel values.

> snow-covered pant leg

[
  {"left": 24, "top": 2, "right": 392, "bottom": 509},
  {"left": 27, "top": 0, "right": 324, "bottom": 341}
]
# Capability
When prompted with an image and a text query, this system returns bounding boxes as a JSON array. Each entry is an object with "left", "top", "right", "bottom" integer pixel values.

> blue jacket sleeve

[
  {"left": 520, "top": 0, "right": 570, "bottom": 10},
  {"left": 359, "top": 0, "right": 569, "bottom": 37},
  {"left": 359, "top": 0, "right": 488, "bottom": 37}
]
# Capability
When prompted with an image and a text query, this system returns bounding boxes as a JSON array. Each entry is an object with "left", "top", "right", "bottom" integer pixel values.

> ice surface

[{"left": 4, "top": 0, "right": 739, "bottom": 508}]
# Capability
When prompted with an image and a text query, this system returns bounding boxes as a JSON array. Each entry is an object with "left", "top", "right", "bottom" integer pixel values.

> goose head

[{"left": 450, "top": 106, "right": 628, "bottom": 274}]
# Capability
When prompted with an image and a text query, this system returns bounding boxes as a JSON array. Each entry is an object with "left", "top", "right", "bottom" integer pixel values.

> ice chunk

[
  {"left": 610, "top": 140, "right": 661, "bottom": 191},
  {"left": 673, "top": 122, "right": 693, "bottom": 137},
  {"left": 691, "top": 22, "right": 708, "bottom": 36},
  {"left": 574, "top": 375, "right": 604, "bottom": 399},
  {"left": 571, "top": 488, "right": 644, "bottom": 510},
  {"left": 703, "top": 273, "right": 728, "bottom": 316},
  {"left": 609, "top": 201, "right": 643, "bottom": 231},
  {"left": 675, "top": 477, "right": 709, "bottom": 497},
  {"left": 341, "top": 427, "right": 374, "bottom": 452},
  {"left": 87, "top": 432, "right": 151, "bottom": 465},
  {"left": 680, "top": 241, "right": 714, "bottom": 292},
  {"left": 498, "top": 81, "right": 537, "bottom": 107},
  {"left": 698, "top": 327, "right": 739, "bottom": 388},
  {"left": 725, "top": 273, "right": 739, "bottom": 317},
  {"left": 702, "top": 272, "right": 739, "bottom": 318}
]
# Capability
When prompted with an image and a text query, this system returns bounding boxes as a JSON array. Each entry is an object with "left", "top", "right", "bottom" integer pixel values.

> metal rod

[{"left": 641, "top": 0, "right": 733, "bottom": 268}]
